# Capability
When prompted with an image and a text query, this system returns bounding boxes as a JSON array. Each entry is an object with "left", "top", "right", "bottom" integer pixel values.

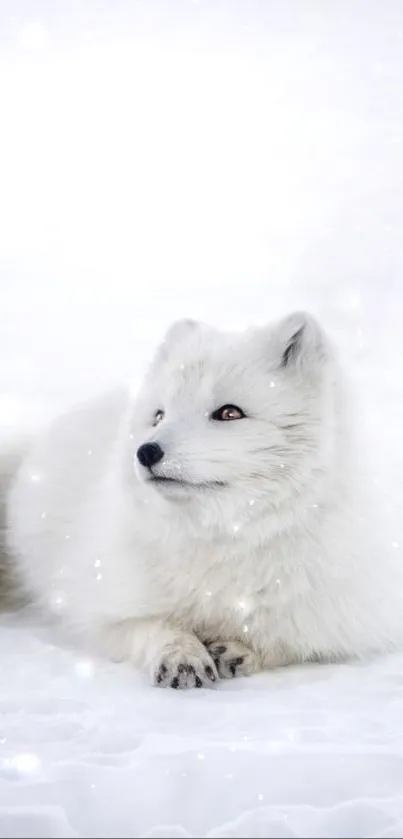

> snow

[
  {"left": 1, "top": 0, "right": 403, "bottom": 836},
  {"left": 3, "top": 616, "right": 403, "bottom": 839}
]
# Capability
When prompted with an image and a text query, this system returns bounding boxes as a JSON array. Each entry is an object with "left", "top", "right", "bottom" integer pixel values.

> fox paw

[
  {"left": 153, "top": 639, "right": 218, "bottom": 689},
  {"left": 206, "top": 640, "right": 259, "bottom": 679}
]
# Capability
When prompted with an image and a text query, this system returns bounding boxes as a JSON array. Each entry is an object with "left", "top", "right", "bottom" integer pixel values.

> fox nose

[{"left": 137, "top": 442, "right": 164, "bottom": 469}]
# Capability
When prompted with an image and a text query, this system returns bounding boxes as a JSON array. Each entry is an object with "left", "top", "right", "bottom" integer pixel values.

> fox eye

[
  {"left": 153, "top": 409, "right": 165, "bottom": 426},
  {"left": 211, "top": 404, "right": 245, "bottom": 421}
]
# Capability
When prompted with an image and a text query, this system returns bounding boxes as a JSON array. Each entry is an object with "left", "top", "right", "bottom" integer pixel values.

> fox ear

[
  {"left": 163, "top": 318, "right": 200, "bottom": 346},
  {"left": 275, "top": 311, "right": 326, "bottom": 369},
  {"left": 150, "top": 318, "right": 201, "bottom": 368}
]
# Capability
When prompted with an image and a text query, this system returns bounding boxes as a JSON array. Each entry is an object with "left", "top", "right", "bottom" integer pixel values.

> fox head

[{"left": 128, "top": 311, "right": 342, "bottom": 530}]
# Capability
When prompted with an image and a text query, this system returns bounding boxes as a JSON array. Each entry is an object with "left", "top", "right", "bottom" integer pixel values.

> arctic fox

[{"left": 5, "top": 312, "right": 403, "bottom": 688}]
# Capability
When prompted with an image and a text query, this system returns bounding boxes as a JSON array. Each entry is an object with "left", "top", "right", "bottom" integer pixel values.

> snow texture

[{"left": 1, "top": 1, "right": 403, "bottom": 836}]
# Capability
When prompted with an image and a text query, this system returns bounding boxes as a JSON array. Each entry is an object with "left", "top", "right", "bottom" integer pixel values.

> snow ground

[
  {"left": 3, "top": 615, "right": 403, "bottom": 839},
  {"left": 1, "top": 1, "right": 403, "bottom": 836}
]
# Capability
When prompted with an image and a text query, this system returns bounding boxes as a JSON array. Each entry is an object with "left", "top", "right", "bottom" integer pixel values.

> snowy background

[{"left": 1, "top": 0, "right": 403, "bottom": 836}]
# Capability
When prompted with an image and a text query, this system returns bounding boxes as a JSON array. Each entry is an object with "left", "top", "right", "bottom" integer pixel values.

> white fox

[{"left": 5, "top": 312, "right": 403, "bottom": 687}]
